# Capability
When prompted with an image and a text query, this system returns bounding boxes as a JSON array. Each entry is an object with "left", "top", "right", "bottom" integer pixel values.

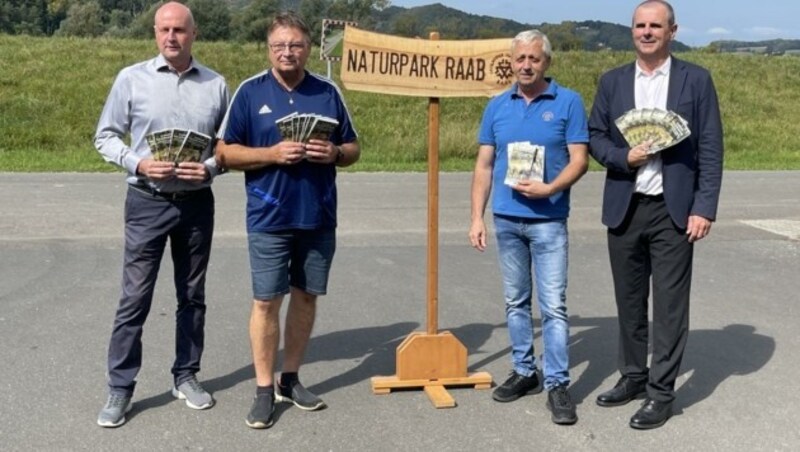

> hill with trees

[
  {"left": 709, "top": 38, "right": 800, "bottom": 54},
  {"left": 0, "top": 0, "right": 687, "bottom": 50},
  {"left": 7, "top": 0, "right": 799, "bottom": 53}
]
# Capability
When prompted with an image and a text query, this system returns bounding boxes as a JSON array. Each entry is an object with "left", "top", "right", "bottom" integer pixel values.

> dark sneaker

[
  {"left": 245, "top": 393, "right": 275, "bottom": 429},
  {"left": 547, "top": 385, "right": 578, "bottom": 425},
  {"left": 276, "top": 381, "right": 326, "bottom": 411},
  {"left": 172, "top": 376, "right": 214, "bottom": 410},
  {"left": 97, "top": 393, "right": 132, "bottom": 428},
  {"left": 492, "top": 370, "right": 543, "bottom": 402}
]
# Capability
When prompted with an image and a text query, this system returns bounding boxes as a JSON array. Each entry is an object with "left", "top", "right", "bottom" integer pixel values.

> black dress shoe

[
  {"left": 630, "top": 398, "right": 672, "bottom": 430},
  {"left": 596, "top": 376, "right": 647, "bottom": 407}
]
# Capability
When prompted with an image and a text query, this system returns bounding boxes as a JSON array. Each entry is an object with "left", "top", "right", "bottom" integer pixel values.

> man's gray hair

[
  {"left": 634, "top": 0, "right": 676, "bottom": 26},
  {"left": 512, "top": 30, "right": 552, "bottom": 59}
]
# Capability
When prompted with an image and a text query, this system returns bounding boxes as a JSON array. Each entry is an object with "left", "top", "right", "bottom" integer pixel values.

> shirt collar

[
  {"left": 510, "top": 77, "right": 557, "bottom": 100},
  {"left": 154, "top": 53, "right": 198, "bottom": 75},
  {"left": 636, "top": 56, "right": 671, "bottom": 78}
]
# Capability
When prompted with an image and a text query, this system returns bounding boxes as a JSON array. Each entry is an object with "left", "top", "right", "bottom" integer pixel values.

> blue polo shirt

[
  {"left": 220, "top": 69, "right": 357, "bottom": 232},
  {"left": 478, "top": 79, "right": 588, "bottom": 219}
]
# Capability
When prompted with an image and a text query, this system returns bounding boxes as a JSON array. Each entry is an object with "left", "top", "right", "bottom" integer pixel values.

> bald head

[
  {"left": 155, "top": 2, "right": 195, "bottom": 29},
  {"left": 154, "top": 2, "right": 197, "bottom": 72}
]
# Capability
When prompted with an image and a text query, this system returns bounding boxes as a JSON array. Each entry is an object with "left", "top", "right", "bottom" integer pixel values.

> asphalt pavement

[{"left": 0, "top": 171, "right": 798, "bottom": 451}]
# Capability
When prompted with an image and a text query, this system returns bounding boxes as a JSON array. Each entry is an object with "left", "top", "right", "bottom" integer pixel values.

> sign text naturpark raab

[{"left": 341, "top": 27, "right": 513, "bottom": 98}]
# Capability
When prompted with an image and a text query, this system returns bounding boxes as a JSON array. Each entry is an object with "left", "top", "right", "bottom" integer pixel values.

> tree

[
  {"left": 540, "top": 22, "right": 583, "bottom": 51},
  {"left": 0, "top": 2, "right": 14, "bottom": 34},
  {"left": 186, "top": 0, "right": 231, "bottom": 41},
  {"left": 299, "top": 0, "right": 328, "bottom": 44},
  {"left": 6, "top": 0, "right": 48, "bottom": 35},
  {"left": 327, "top": 0, "right": 387, "bottom": 28},
  {"left": 44, "top": 0, "right": 71, "bottom": 34},
  {"left": 124, "top": 1, "right": 159, "bottom": 38},
  {"left": 390, "top": 13, "right": 417, "bottom": 38},
  {"left": 231, "top": 0, "right": 281, "bottom": 44},
  {"left": 97, "top": 0, "right": 153, "bottom": 16},
  {"left": 56, "top": 0, "right": 106, "bottom": 37},
  {"left": 104, "top": 8, "right": 132, "bottom": 37}
]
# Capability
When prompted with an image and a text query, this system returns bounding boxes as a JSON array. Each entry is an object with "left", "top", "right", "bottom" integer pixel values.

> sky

[{"left": 388, "top": 0, "right": 800, "bottom": 47}]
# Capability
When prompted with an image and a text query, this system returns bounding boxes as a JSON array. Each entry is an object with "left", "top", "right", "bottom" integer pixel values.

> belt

[
  {"left": 633, "top": 193, "right": 664, "bottom": 201},
  {"left": 129, "top": 184, "right": 207, "bottom": 201}
]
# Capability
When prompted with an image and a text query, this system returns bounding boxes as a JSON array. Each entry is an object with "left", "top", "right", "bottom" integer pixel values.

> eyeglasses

[{"left": 268, "top": 42, "right": 306, "bottom": 53}]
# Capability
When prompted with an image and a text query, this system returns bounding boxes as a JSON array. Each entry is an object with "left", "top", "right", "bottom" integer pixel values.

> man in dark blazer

[{"left": 588, "top": 0, "right": 723, "bottom": 430}]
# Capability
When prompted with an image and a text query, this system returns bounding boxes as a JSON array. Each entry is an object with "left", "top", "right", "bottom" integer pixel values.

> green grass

[{"left": 1, "top": 34, "right": 799, "bottom": 171}]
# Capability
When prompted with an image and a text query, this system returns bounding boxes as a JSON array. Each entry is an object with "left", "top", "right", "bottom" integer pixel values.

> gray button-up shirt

[{"left": 94, "top": 54, "right": 230, "bottom": 192}]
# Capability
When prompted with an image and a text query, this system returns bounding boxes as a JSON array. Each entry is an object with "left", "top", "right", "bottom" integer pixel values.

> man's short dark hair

[{"left": 268, "top": 11, "right": 311, "bottom": 44}]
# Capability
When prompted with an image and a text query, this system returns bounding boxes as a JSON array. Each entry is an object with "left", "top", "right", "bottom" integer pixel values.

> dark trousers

[
  {"left": 107, "top": 186, "right": 214, "bottom": 396},
  {"left": 607, "top": 194, "right": 693, "bottom": 403}
]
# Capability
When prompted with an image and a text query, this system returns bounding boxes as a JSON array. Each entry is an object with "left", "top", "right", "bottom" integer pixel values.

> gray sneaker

[
  {"left": 245, "top": 393, "right": 275, "bottom": 429},
  {"left": 276, "top": 381, "right": 326, "bottom": 411},
  {"left": 172, "top": 376, "right": 214, "bottom": 410},
  {"left": 97, "top": 393, "right": 132, "bottom": 428}
]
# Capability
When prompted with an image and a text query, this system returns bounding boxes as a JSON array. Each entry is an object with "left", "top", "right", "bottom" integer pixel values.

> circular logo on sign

[
  {"left": 490, "top": 53, "right": 514, "bottom": 85},
  {"left": 542, "top": 111, "right": 555, "bottom": 122}
]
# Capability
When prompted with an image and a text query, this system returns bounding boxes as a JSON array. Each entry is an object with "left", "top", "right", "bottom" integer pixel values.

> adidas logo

[{"left": 258, "top": 104, "right": 272, "bottom": 114}]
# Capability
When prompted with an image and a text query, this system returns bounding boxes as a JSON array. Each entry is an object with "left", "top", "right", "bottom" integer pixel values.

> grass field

[{"left": 1, "top": 34, "right": 799, "bottom": 171}]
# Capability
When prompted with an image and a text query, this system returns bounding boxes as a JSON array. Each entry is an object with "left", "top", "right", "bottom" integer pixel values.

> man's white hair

[{"left": 512, "top": 30, "right": 552, "bottom": 58}]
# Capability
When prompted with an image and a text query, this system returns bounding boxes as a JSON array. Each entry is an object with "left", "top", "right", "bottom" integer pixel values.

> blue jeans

[
  {"left": 493, "top": 215, "right": 570, "bottom": 390},
  {"left": 248, "top": 229, "right": 337, "bottom": 300}
]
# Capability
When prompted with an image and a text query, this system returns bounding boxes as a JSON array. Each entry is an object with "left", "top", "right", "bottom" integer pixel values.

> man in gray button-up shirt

[{"left": 94, "top": 1, "right": 229, "bottom": 428}]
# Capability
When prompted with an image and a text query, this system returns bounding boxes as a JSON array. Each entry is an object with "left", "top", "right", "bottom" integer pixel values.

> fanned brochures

[
  {"left": 505, "top": 141, "right": 545, "bottom": 186},
  {"left": 146, "top": 128, "right": 212, "bottom": 163},
  {"left": 615, "top": 108, "right": 691, "bottom": 154},
  {"left": 275, "top": 113, "right": 339, "bottom": 143}
]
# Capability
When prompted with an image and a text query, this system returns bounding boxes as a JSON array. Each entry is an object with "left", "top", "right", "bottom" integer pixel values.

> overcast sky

[{"left": 388, "top": 0, "right": 800, "bottom": 46}]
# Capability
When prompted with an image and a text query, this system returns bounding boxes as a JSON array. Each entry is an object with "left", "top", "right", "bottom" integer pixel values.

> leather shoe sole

[
  {"left": 630, "top": 400, "right": 672, "bottom": 430},
  {"left": 596, "top": 379, "right": 647, "bottom": 407},
  {"left": 630, "top": 415, "right": 671, "bottom": 430},
  {"left": 596, "top": 388, "right": 646, "bottom": 407}
]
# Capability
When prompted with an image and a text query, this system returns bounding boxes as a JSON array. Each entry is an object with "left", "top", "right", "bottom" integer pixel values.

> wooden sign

[
  {"left": 363, "top": 31, "right": 495, "bottom": 408},
  {"left": 341, "top": 27, "right": 513, "bottom": 98}
]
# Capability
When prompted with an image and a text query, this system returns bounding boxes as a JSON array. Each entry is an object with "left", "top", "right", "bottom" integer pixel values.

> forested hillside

[
  {"left": 4, "top": 0, "right": 796, "bottom": 52},
  {"left": 0, "top": 0, "right": 691, "bottom": 51}
]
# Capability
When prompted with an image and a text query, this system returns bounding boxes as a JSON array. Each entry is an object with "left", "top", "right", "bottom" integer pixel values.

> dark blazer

[{"left": 589, "top": 56, "right": 723, "bottom": 229}]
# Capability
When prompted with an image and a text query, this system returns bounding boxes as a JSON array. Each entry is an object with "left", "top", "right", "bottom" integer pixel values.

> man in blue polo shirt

[
  {"left": 469, "top": 30, "right": 588, "bottom": 425},
  {"left": 216, "top": 11, "right": 359, "bottom": 429}
]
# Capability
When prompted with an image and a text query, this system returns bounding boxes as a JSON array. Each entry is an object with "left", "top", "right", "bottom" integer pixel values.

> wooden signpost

[{"left": 341, "top": 27, "right": 513, "bottom": 408}]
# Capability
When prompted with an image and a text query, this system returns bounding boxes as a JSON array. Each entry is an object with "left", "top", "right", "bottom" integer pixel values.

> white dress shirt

[{"left": 633, "top": 56, "right": 671, "bottom": 195}]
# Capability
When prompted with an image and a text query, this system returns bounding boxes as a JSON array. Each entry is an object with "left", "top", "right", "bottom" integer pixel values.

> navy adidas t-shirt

[{"left": 220, "top": 69, "right": 357, "bottom": 232}]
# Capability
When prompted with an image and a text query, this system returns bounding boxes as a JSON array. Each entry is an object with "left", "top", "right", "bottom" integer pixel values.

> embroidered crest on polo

[
  {"left": 258, "top": 104, "right": 272, "bottom": 115},
  {"left": 542, "top": 111, "right": 555, "bottom": 122}
]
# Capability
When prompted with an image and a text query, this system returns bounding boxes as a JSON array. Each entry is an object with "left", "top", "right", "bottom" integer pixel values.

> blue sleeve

[
  {"left": 477, "top": 98, "right": 497, "bottom": 146},
  {"left": 565, "top": 93, "right": 589, "bottom": 144},
  {"left": 333, "top": 87, "right": 357, "bottom": 144},
  {"left": 221, "top": 84, "right": 249, "bottom": 145}
]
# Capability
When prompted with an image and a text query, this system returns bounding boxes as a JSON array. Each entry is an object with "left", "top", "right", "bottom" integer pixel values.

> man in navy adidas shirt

[{"left": 216, "top": 11, "right": 359, "bottom": 429}]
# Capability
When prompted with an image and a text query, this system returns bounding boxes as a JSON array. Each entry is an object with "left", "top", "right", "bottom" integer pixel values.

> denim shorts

[{"left": 247, "top": 229, "right": 336, "bottom": 300}]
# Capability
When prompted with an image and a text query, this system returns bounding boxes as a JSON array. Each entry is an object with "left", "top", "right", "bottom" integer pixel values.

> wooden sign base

[
  {"left": 371, "top": 331, "right": 492, "bottom": 408},
  {"left": 368, "top": 32, "right": 492, "bottom": 410}
]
